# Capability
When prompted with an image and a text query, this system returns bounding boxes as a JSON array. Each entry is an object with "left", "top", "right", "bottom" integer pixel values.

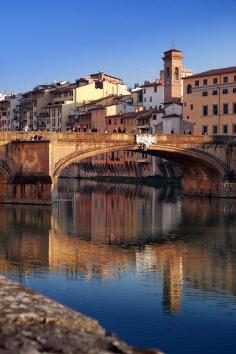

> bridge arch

[
  {"left": 52, "top": 143, "right": 138, "bottom": 178},
  {"left": 147, "top": 145, "right": 227, "bottom": 179},
  {"left": 52, "top": 141, "right": 226, "bottom": 182}
]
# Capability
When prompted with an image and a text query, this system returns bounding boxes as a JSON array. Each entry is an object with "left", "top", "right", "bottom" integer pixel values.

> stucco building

[
  {"left": 141, "top": 81, "right": 164, "bottom": 110},
  {"left": 183, "top": 66, "right": 236, "bottom": 135}
]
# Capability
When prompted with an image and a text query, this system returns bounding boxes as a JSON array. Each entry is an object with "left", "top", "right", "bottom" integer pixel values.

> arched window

[
  {"left": 174, "top": 67, "right": 179, "bottom": 80},
  {"left": 187, "top": 84, "right": 192, "bottom": 94},
  {"left": 166, "top": 67, "right": 170, "bottom": 78}
]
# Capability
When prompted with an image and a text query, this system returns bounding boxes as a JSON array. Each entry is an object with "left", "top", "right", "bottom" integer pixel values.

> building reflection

[{"left": 0, "top": 181, "right": 235, "bottom": 313}]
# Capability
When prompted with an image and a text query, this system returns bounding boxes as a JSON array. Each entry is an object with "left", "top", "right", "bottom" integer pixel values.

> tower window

[
  {"left": 174, "top": 67, "right": 179, "bottom": 80},
  {"left": 166, "top": 67, "right": 170, "bottom": 78}
]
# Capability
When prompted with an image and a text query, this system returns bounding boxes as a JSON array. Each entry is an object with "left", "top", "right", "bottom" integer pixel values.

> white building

[
  {"left": 150, "top": 102, "right": 183, "bottom": 134},
  {"left": 141, "top": 81, "right": 164, "bottom": 110},
  {"left": 9, "top": 96, "right": 22, "bottom": 130},
  {"left": 0, "top": 92, "right": 11, "bottom": 101}
]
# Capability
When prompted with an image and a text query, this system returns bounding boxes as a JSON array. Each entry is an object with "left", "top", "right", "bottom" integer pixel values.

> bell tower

[{"left": 162, "top": 49, "right": 184, "bottom": 103}]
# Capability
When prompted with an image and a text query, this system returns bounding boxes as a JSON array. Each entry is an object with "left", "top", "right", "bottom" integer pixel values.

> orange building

[{"left": 183, "top": 66, "right": 236, "bottom": 135}]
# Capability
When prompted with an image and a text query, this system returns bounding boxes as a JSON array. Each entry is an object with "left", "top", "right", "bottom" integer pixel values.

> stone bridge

[{"left": 0, "top": 132, "right": 236, "bottom": 204}]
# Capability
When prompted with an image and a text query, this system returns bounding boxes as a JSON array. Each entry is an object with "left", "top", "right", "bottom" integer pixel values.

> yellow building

[
  {"left": 183, "top": 66, "right": 236, "bottom": 135},
  {"left": 42, "top": 72, "right": 130, "bottom": 131}
]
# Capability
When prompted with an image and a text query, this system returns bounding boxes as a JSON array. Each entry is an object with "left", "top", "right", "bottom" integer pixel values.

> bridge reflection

[{"left": 0, "top": 181, "right": 236, "bottom": 313}]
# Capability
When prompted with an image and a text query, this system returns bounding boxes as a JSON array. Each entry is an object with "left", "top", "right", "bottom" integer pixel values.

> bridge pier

[
  {"left": 3, "top": 176, "right": 52, "bottom": 205},
  {"left": 182, "top": 177, "right": 236, "bottom": 198}
]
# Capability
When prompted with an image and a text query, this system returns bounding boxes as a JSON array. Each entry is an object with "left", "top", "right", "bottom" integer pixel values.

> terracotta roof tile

[{"left": 183, "top": 66, "right": 236, "bottom": 79}]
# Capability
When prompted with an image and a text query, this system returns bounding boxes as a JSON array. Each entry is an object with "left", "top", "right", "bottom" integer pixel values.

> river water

[{"left": 0, "top": 179, "right": 236, "bottom": 353}]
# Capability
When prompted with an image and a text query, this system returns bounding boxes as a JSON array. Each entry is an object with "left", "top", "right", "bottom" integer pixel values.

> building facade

[
  {"left": 141, "top": 81, "right": 164, "bottom": 110},
  {"left": 183, "top": 66, "right": 236, "bottom": 135}
]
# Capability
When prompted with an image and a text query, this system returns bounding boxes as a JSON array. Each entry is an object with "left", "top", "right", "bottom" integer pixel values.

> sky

[{"left": 1, "top": 0, "right": 236, "bottom": 93}]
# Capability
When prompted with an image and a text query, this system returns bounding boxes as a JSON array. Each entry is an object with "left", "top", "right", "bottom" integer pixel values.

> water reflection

[
  {"left": 1, "top": 181, "right": 236, "bottom": 306},
  {"left": 0, "top": 180, "right": 236, "bottom": 352}
]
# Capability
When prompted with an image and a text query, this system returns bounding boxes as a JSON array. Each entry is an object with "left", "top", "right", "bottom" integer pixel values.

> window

[
  {"left": 213, "top": 78, "right": 218, "bottom": 84},
  {"left": 144, "top": 98, "right": 146, "bottom": 102},
  {"left": 203, "top": 105, "right": 208, "bottom": 116},
  {"left": 234, "top": 75, "right": 236, "bottom": 82},
  {"left": 108, "top": 119, "right": 111, "bottom": 125},
  {"left": 120, "top": 118, "right": 123, "bottom": 123},
  {"left": 223, "top": 124, "right": 228, "bottom": 134},
  {"left": 174, "top": 67, "right": 179, "bottom": 80},
  {"left": 187, "top": 84, "right": 192, "bottom": 94},
  {"left": 212, "top": 125, "right": 218, "bottom": 134},
  {"left": 222, "top": 89, "right": 228, "bottom": 94},
  {"left": 203, "top": 79, "right": 208, "bottom": 85},
  {"left": 233, "top": 103, "right": 236, "bottom": 114},
  {"left": 166, "top": 67, "right": 170, "bottom": 77},
  {"left": 202, "top": 125, "right": 208, "bottom": 134},
  {"left": 195, "top": 80, "right": 199, "bottom": 86},
  {"left": 143, "top": 89, "right": 146, "bottom": 94},
  {"left": 154, "top": 86, "right": 157, "bottom": 92},
  {"left": 212, "top": 90, "right": 218, "bottom": 95},
  {"left": 149, "top": 96, "right": 152, "bottom": 102},
  {"left": 223, "top": 76, "right": 228, "bottom": 83},
  {"left": 202, "top": 91, "right": 208, "bottom": 96},
  {"left": 212, "top": 104, "right": 218, "bottom": 115},
  {"left": 153, "top": 114, "right": 156, "bottom": 120},
  {"left": 233, "top": 88, "right": 236, "bottom": 93},
  {"left": 190, "top": 104, "right": 193, "bottom": 110},
  {"left": 223, "top": 103, "right": 228, "bottom": 114},
  {"left": 233, "top": 124, "right": 236, "bottom": 134}
]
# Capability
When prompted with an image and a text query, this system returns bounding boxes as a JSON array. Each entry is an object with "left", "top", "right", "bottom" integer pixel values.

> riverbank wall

[{"left": 0, "top": 275, "right": 162, "bottom": 354}]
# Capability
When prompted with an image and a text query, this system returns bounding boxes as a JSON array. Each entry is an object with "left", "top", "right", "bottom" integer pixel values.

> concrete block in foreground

[{"left": 0, "top": 275, "right": 163, "bottom": 354}]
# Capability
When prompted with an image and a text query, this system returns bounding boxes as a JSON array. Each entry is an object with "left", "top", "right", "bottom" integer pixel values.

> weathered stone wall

[{"left": 0, "top": 275, "right": 162, "bottom": 354}]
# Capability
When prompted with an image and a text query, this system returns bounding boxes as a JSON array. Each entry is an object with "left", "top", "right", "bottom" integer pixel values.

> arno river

[{"left": 0, "top": 179, "right": 236, "bottom": 354}]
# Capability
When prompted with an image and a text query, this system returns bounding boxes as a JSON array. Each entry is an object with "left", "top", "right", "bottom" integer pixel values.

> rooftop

[
  {"left": 141, "top": 81, "right": 164, "bottom": 88},
  {"left": 183, "top": 66, "right": 236, "bottom": 79},
  {"left": 163, "top": 48, "right": 183, "bottom": 54},
  {"left": 106, "top": 109, "right": 156, "bottom": 120}
]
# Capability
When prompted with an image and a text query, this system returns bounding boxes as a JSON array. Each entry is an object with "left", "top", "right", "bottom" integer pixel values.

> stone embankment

[{"left": 0, "top": 275, "right": 162, "bottom": 354}]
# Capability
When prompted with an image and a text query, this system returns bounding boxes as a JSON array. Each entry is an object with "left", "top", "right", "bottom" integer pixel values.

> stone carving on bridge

[{"left": 136, "top": 134, "right": 157, "bottom": 151}]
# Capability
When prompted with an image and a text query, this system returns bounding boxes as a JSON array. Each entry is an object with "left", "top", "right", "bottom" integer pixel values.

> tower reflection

[{"left": 0, "top": 180, "right": 236, "bottom": 313}]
